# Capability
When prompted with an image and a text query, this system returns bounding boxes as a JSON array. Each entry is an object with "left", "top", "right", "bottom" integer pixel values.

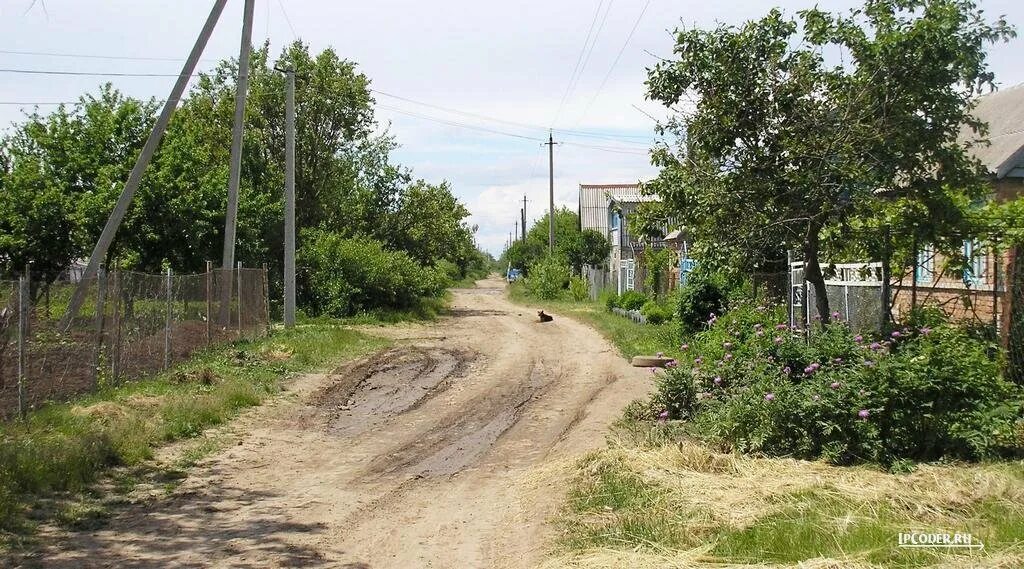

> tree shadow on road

[{"left": 7, "top": 480, "right": 345, "bottom": 569}]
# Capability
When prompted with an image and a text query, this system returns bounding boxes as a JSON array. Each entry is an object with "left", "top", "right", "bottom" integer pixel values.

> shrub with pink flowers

[{"left": 649, "top": 302, "right": 1024, "bottom": 465}]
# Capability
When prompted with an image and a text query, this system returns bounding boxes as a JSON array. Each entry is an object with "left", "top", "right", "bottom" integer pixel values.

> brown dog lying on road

[{"left": 538, "top": 310, "right": 553, "bottom": 323}]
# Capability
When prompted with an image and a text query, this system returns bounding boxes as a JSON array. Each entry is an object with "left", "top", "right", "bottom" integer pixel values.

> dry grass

[{"left": 547, "top": 432, "right": 1024, "bottom": 568}]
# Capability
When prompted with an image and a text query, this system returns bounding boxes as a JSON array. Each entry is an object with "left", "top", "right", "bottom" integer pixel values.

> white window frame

[
  {"left": 963, "top": 240, "right": 985, "bottom": 286},
  {"left": 916, "top": 245, "right": 935, "bottom": 283}
]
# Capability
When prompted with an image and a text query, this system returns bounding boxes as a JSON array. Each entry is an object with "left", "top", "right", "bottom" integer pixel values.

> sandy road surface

[{"left": 32, "top": 278, "right": 648, "bottom": 568}]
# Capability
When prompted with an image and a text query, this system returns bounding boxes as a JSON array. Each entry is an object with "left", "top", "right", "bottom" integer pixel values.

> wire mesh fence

[
  {"left": 784, "top": 245, "right": 1022, "bottom": 383},
  {"left": 0, "top": 266, "right": 268, "bottom": 420}
]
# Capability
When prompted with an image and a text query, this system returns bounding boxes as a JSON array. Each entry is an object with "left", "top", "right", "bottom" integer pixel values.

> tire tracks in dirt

[{"left": 27, "top": 277, "right": 651, "bottom": 569}]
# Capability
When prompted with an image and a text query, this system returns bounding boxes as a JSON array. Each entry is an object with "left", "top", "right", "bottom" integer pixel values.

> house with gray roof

[{"left": 579, "top": 183, "right": 679, "bottom": 295}]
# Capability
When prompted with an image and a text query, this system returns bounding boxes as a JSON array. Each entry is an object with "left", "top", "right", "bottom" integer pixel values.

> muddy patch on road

[
  {"left": 309, "top": 347, "right": 476, "bottom": 437},
  {"left": 365, "top": 362, "right": 553, "bottom": 479}
]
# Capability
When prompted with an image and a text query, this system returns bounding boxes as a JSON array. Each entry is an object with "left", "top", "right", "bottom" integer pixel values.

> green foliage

[
  {"left": 524, "top": 254, "right": 571, "bottom": 300},
  {"left": 502, "top": 208, "right": 610, "bottom": 276},
  {"left": 643, "top": 249, "right": 673, "bottom": 300},
  {"left": 646, "top": 1, "right": 1015, "bottom": 322},
  {"left": 564, "top": 229, "right": 612, "bottom": 275},
  {"left": 676, "top": 270, "right": 729, "bottom": 334},
  {"left": 0, "top": 324, "right": 386, "bottom": 536},
  {"left": 654, "top": 304, "right": 1024, "bottom": 464},
  {"left": 0, "top": 42, "right": 479, "bottom": 315},
  {"left": 298, "top": 231, "right": 447, "bottom": 317},
  {"left": 617, "top": 290, "right": 648, "bottom": 311},
  {"left": 600, "top": 290, "right": 619, "bottom": 311},
  {"left": 640, "top": 300, "right": 672, "bottom": 325},
  {"left": 568, "top": 276, "right": 590, "bottom": 302}
]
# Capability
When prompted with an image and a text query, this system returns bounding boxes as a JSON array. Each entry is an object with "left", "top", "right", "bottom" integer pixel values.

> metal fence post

[
  {"left": 205, "top": 261, "right": 213, "bottom": 346},
  {"left": 92, "top": 267, "right": 107, "bottom": 388},
  {"left": 236, "top": 261, "right": 243, "bottom": 336},
  {"left": 17, "top": 270, "right": 29, "bottom": 419},
  {"left": 261, "top": 263, "right": 270, "bottom": 336},
  {"left": 111, "top": 270, "right": 122, "bottom": 385},
  {"left": 880, "top": 225, "right": 892, "bottom": 333},
  {"left": 992, "top": 240, "right": 1000, "bottom": 334},
  {"left": 786, "top": 251, "right": 794, "bottom": 330},
  {"left": 164, "top": 267, "right": 172, "bottom": 370},
  {"left": 844, "top": 284, "right": 851, "bottom": 322}
]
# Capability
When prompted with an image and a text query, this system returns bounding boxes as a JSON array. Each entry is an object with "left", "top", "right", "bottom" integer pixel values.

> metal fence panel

[{"left": 0, "top": 267, "right": 268, "bottom": 420}]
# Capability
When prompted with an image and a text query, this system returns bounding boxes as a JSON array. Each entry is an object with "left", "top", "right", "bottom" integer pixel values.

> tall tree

[{"left": 646, "top": 0, "right": 1014, "bottom": 323}]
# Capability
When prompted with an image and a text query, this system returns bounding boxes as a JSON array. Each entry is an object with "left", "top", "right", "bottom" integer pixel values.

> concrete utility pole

[
  {"left": 521, "top": 194, "right": 528, "bottom": 242},
  {"left": 60, "top": 0, "right": 229, "bottom": 330},
  {"left": 281, "top": 66, "right": 296, "bottom": 328},
  {"left": 514, "top": 220, "right": 518, "bottom": 246},
  {"left": 220, "top": 0, "right": 256, "bottom": 322},
  {"left": 545, "top": 132, "right": 557, "bottom": 252}
]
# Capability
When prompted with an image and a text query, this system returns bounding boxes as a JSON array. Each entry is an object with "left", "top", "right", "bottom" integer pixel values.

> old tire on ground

[{"left": 631, "top": 356, "right": 675, "bottom": 368}]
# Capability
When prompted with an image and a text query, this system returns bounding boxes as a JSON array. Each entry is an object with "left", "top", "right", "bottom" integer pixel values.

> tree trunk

[
  {"left": 1009, "top": 244, "right": 1023, "bottom": 384},
  {"left": 803, "top": 222, "right": 831, "bottom": 325}
]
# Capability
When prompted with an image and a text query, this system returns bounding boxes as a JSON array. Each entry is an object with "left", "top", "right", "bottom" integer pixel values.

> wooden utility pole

[
  {"left": 545, "top": 132, "right": 557, "bottom": 252},
  {"left": 220, "top": 0, "right": 256, "bottom": 322},
  {"left": 59, "top": 0, "right": 229, "bottom": 330}
]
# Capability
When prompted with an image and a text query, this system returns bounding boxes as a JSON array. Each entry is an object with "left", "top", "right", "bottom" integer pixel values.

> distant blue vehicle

[{"left": 507, "top": 268, "right": 522, "bottom": 282}]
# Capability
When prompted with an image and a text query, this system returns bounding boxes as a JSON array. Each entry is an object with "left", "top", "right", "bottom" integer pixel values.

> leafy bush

[
  {"left": 652, "top": 304, "right": 1024, "bottom": 465},
  {"left": 641, "top": 301, "right": 672, "bottom": 325},
  {"left": 525, "top": 254, "right": 571, "bottom": 300},
  {"left": 600, "top": 290, "right": 619, "bottom": 311},
  {"left": 434, "top": 259, "right": 462, "bottom": 283},
  {"left": 644, "top": 248, "right": 673, "bottom": 299},
  {"left": 618, "top": 290, "right": 648, "bottom": 311},
  {"left": 298, "top": 231, "right": 447, "bottom": 317},
  {"left": 676, "top": 270, "right": 729, "bottom": 334},
  {"left": 568, "top": 276, "right": 590, "bottom": 302}
]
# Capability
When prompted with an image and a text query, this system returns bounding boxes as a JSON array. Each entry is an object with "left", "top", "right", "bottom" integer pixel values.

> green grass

[
  {"left": 506, "top": 282, "right": 684, "bottom": 360},
  {"left": 711, "top": 491, "right": 939, "bottom": 567},
  {"left": 0, "top": 323, "right": 388, "bottom": 544},
  {"left": 708, "top": 490, "right": 1024, "bottom": 567},
  {"left": 564, "top": 453, "right": 699, "bottom": 551},
  {"left": 556, "top": 436, "right": 1024, "bottom": 568},
  {"left": 514, "top": 278, "right": 1024, "bottom": 567}
]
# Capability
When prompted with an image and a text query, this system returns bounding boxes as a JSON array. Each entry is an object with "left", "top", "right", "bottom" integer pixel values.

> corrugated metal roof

[
  {"left": 964, "top": 83, "right": 1024, "bottom": 178},
  {"left": 579, "top": 183, "right": 655, "bottom": 234}
]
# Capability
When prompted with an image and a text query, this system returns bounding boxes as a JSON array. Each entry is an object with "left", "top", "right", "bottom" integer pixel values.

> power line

[
  {"left": 0, "top": 48, "right": 216, "bottom": 63},
  {"left": 378, "top": 103, "right": 649, "bottom": 155},
  {"left": 371, "top": 88, "right": 651, "bottom": 145},
  {"left": 576, "top": 0, "right": 654, "bottom": 126},
  {"left": 550, "top": 0, "right": 607, "bottom": 127},
  {"left": 0, "top": 60, "right": 656, "bottom": 145},
  {"left": 571, "top": 0, "right": 615, "bottom": 106},
  {"left": 1, "top": 93, "right": 651, "bottom": 155},
  {"left": 0, "top": 67, "right": 194, "bottom": 78},
  {"left": 377, "top": 104, "right": 544, "bottom": 142},
  {"left": 276, "top": 0, "right": 298, "bottom": 40},
  {"left": 0, "top": 101, "right": 75, "bottom": 106}
]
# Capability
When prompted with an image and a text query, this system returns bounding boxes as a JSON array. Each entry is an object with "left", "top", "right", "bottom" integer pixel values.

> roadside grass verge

[
  {"left": 508, "top": 282, "right": 1024, "bottom": 567},
  {"left": 546, "top": 424, "right": 1024, "bottom": 569},
  {"left": 0, "top": 323, "right": 387, "bottom": 546},
  {"left": 506, "top": 283, "right": 682, "bottom": 360},
  {"left": 297, "top": 294, "right": 450, "bottom": 325}
]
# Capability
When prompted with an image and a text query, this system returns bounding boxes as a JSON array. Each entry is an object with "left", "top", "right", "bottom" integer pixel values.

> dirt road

[{"left": 38, "top": 278, "right": 648, "bottom": 568}]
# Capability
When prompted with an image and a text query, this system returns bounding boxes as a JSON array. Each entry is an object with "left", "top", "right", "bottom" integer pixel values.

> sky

[{"left": 1, "top": 0, "right": 1023, "bottom": 257}]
